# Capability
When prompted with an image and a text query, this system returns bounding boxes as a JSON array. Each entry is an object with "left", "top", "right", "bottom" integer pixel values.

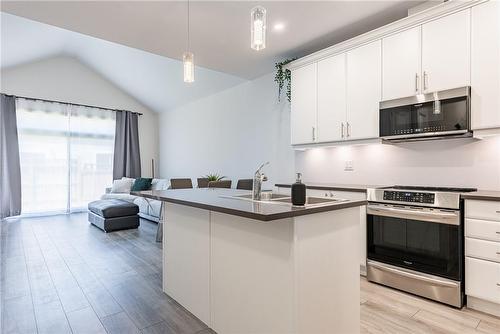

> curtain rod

[{"left": 1, "top": 93, "right": 143, "bottom": 116}]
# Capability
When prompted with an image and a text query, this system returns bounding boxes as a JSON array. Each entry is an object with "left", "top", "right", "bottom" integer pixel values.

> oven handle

[
  {"left": 367, "top": 204, "right": 460, "bottom": 225},
  {"left": 368, "top": 261, "right": 458, "bottom": 288}
]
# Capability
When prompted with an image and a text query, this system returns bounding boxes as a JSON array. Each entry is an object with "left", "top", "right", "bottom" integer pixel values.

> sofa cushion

[
  {"left": 131, "top": 178, "right": 153, "bottom": 191},
  {"left": 151, "top": 178, "right": 168, "bottom": 190},
  {"left": 88, "top": 199, "right": 139, "bottom": 218},
  {"left": 111, "top": 178, "right": 134, "bottom": 193}
]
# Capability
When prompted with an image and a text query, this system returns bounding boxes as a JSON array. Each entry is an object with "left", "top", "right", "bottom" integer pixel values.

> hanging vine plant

[{"left": 274, "top": 58, "right": 296, "bottom": 103}]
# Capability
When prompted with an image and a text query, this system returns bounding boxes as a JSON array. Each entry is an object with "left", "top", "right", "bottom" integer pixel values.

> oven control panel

[{"left": 383, "top": 191, "right": 435, "bottom": 204}]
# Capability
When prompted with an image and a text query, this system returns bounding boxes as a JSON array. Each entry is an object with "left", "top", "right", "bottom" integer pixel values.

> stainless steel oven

[
  {"left": 379, "top": 86, "right": 471, "bottom": 142},
  {"left": 366, "top": 186, "right": 476, "bottom": 308}
]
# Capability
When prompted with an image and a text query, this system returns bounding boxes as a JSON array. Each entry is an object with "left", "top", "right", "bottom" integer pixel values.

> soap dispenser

[{"left": 291, "top": 173, "right": 306, "bottom": 206}]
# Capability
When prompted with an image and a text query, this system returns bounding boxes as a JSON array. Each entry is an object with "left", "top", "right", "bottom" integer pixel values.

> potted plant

[
  {"left": 205, "top": 173, "right": 226, "bottom": 182},
  {"left": 274, "top": 58, "right": 296, "bottom": 103}
]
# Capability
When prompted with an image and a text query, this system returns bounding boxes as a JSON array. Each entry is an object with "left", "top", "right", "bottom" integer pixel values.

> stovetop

[
  {"left": 383, "top": 185, "right": 477, "bottom": 193},
  {"left": 368, "top": 185, "right": 477, "bottom": 209}
]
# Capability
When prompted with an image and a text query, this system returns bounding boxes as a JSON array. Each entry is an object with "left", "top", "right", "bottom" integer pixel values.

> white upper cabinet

[
  {"left": 347, "top": 40, "right": 382, "bottom": 140},
  {"left": 291, "top": 63, "right": 317, "bottom": 145},
  {"left": 421, "top": 10, "right": 470, "bottom": 93},
  {"left": 317, "top": 53, "right": 347, "bottom": 142},
  {"left": 382, "top": 26, "right": 422, "bottom": 100},
  {"left": 471, "top": 0, "right": 500, "bottom": 130}
]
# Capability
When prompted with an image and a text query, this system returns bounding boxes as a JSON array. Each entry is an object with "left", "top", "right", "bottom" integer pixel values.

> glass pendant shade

[
  {"left": 251, "top": 6, "right": 266, "bottom": 51},
  {"left": 183, "top": 51, "right": 194, "bottom": 83}
]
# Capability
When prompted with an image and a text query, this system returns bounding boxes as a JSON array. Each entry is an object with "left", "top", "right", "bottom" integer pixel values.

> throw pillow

[
  {"left": 111, "top": 178, "right": 134, "bottom": 193},
  {"left": 131, "top": 178, "right": 153, "bottom": 191}
]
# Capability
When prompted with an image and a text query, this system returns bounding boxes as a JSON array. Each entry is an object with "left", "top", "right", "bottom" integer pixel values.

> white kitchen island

[{"left": 134, "top": 188, "right": 364, "bottom": 334}]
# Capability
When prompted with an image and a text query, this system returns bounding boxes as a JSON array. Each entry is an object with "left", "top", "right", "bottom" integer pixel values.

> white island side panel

[{"left": 163, "top": 203, "right": 211, "bottom": 325}]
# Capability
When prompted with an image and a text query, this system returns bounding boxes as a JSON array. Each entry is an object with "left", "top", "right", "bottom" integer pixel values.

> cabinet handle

[
  {"left": 341, "top": 123, "right": 345, "bottom": 139},
  {"left": 347, "top": 122, "right": 351, "bottom": 138},
  {"left": 423, "top": 71, "right": 428, "bottom": 91},
  {"left": 496, "top": 231, "right": 500, "bottom": 234},
  {"left": 312, "top": 126, "right": 316, "bottom": 141},
  {"left": 497, "top": 283, "right": 500, "bottom": 287},
  {"left": 415, "top": 73, "right": 419, "bottom": 93},
  {"left": 496, "top": 252, "right": 500, "bottom": 255},
  {"left": 496, "top": 210, "right": 500, "bottom": 213}
]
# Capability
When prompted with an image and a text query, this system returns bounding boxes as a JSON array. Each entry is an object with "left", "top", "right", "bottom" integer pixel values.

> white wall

[
  {"left": 0, "top": 56, "right": 159, "bottom": 177},
  {"left": 295, "top": 136, "right": 500, "bottom": 190},
  {"left": 159, "top": 73, "right": 295, "bottom": 186}
]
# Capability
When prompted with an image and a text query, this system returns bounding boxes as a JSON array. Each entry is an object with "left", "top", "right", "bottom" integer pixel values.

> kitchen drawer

[
  {"left": 466, "top": 218, "right": 500, "bottom": 242},
  {"left": 465, "top": 257, "right": 500, "bottom": 304},
  {"left": 466, "top": 237, "right": 500, "bottom": 263},
  {"left": 466, "top": 200, "right": 500, "bottom": 221}
]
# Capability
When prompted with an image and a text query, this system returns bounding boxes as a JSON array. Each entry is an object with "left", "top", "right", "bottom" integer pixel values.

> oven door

[{"left": 367, "top": 203, "right": 462, "bottom": 281}]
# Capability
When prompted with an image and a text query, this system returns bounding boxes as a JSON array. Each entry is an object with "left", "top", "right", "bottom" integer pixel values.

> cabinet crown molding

[{"left": 287, "top": 0, "right": 485, "bottom": 70}]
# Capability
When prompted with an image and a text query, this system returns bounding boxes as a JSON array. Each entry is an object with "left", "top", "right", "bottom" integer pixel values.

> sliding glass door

[{"left": 16, "top": 98, "right": 115, "bottom": 215}]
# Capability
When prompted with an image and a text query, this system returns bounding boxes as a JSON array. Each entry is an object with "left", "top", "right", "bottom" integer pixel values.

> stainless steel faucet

[{"left": 252, "top": 161, "right": 269, "bottom": 200}]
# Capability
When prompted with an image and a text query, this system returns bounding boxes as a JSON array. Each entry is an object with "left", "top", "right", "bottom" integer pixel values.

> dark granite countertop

[
  {"left": 132, "top": 188, "right": 366, "bottom": 222},
  {"left": 275, "top": 183, "right": 385, "bottom": 193},
  {"left": 461, "top": 190, "right": 500, "bottom": 201}
]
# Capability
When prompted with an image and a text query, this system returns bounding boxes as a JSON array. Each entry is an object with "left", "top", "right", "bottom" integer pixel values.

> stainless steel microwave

[{"left": 379, "top": 86, "right": 471, "bottom": 142}]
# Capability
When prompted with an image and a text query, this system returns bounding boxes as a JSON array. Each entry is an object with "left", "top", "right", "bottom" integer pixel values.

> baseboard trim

[{"left": 467, "top": 296, "right": 500, "bottom": 317}]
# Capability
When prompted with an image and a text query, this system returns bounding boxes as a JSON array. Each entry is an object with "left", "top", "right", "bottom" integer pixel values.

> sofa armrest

[{"left": 105, "top": 187, "right": 112, "bottom": 194}]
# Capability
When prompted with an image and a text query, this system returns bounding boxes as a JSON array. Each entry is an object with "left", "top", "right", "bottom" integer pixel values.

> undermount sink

[
  {"left": 233, "top": 192, "right": 290, "bottom": 201},
  {"left": 223, "top": 192, "right": 348, "bottom": 207},
  {"left": 272, "top": 196, "right": 347, "bottom": 206}
]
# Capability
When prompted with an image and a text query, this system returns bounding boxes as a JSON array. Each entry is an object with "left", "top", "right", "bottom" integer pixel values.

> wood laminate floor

[{"left": 1, "top": 213, "right": 499, "bottom": 334}]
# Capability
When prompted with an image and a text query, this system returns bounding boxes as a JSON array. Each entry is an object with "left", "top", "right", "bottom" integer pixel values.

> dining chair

[
  {"left": 208, "top": 180, "right": 232, "bottom": 188},
  {"left": 197, "top": 178, "right": 209, "bottom": 188},
  {"left": 236, "top": 179, "right": 253, "bottom": 190},
  {"left": 170, "top": 178, "right": 193, "bottom": 189}
]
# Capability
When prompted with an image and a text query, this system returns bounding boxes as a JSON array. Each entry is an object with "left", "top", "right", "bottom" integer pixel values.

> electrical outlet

[{"left": 344, "top": 160, "right": 354, "bottom": 171}]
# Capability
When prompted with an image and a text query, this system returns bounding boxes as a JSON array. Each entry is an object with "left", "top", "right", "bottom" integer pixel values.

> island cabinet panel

[
  {"left": 294, "top": 207, "right": 360, "bottom": 333},
  {"left": 163, "top": 203, "right": 210, "bottom": 325},
  {"left": 471, "top": 0, "right": 500, "bottom": 131},
  {"left": 210, "top": 213, "right": 295, "bottom": 334}
]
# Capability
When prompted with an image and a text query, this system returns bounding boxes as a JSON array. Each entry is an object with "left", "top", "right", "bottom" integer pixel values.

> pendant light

[
  {"left": 251, "top": 6, "right": 266, "bottom": 51},
  {"left": 183, "top": 0, "right": 194, "bottom": 83}
]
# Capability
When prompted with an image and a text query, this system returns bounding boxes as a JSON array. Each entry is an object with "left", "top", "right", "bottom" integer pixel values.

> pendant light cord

[{"left": 187, "top": 0, "right": 190, "bottom": 51}]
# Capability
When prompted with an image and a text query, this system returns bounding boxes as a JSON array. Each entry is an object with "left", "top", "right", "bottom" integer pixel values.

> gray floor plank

[
  {"left": 101, "top": 311, "right": 141, "bottom": 334},
  {"left": 66, "top": 306, "right": 107, "bottom": 334},
  {"left": 34, "top": 299, "right": 72, "bottom": 334},
  {"left": 2, "top": 295, "right": 37, "bottom": 334},
  {"left": 84, "top": 286, "right": 123, "bottom": 319}
]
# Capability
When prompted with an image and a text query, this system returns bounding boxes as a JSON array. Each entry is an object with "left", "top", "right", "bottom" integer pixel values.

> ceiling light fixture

[
  {"left": 183, "top": 0, "right": 194, "bottom": 83},
  {"left": 273, "top": 22, "right": 285, "bottom": 31},
  {"left": 251, "top": 6, "right": 266, "bottom": 51}
]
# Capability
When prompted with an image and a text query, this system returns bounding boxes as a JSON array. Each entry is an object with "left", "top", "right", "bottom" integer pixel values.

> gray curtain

[
  {"left": 113, "top": 110, "right": 141, "bottom": 180},
  {"left": 0, "top": 94, "right": 22, "bottom": 219}
]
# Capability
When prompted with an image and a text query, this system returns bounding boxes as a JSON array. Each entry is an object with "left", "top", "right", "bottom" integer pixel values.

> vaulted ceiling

[{"left": 1, "top": 1, "right": 424, "bottom": 112}]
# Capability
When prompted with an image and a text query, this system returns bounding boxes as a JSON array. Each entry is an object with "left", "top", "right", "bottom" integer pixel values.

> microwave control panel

[{"left": 383, "top": 191, "right": 435, "bottom": 204}]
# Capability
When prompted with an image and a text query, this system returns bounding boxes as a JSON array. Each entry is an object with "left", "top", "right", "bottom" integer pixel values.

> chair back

[
  {"left": 170, "top": 178, "right": 193, "bottom": 189},
  {"left": 197, "top": 178, "right": 209, "bottom": 188},
  {"left": 236, "top": 179, "right": 253, "bottom": 190},
  {"left": 208, "top": 180, "right": 232, "bottom": 188}
]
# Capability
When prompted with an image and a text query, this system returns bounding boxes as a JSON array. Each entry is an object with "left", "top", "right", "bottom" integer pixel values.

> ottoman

[{"left": 88, "top": 199, "right": 140, "bottom": 232}]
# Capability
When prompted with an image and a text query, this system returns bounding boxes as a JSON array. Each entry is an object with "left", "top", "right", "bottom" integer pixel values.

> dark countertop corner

[{"left": 461, "top": 190, "right": 500, "bottom": 201}]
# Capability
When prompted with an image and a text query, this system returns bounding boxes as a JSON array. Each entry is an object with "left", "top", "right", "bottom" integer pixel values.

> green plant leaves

[{"left": 274, "top": 58, "right": 296, "bottom": 103}]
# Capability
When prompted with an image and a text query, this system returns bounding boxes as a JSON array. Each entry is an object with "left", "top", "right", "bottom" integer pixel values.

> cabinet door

[
  {"left": 382, "top": 26, "right": 421, "bottom": 100},
  {"left": 317, "top": 53, "right": 347, "bottom": 142},
  {"left": 422, "top": 10, "right": 470, "bottom": 93},
  {"left": 471, "top": 0, "right": 500, "bottom": 130},
  {"left": 347, "top": 40, "right": 382, "bottom": 140},
  {"left": 291, "top": 63, "right": 317, "bottom": 145}
]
